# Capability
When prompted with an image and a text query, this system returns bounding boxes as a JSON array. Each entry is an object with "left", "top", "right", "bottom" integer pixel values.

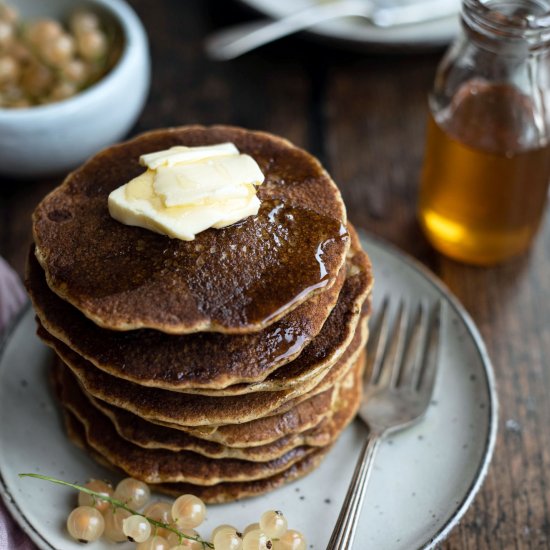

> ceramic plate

[
  {"left": 238, "top": 0, "right": 461, "bottom": 50},
  {"left": 0, "top": 234, "right": 497, "bottom": 549}
]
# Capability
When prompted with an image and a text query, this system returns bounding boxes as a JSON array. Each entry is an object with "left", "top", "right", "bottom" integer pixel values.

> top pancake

[{"left": 32, "top": 126, "right": 349, "bottom": 334}]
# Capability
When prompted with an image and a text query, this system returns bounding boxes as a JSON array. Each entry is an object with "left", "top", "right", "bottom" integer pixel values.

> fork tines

[{"left": 367, "top": 297, "right": 442, "bottom": 393}]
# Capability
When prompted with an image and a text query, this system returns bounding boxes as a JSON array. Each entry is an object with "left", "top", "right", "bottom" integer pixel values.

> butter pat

[
  {"left": 108, "top": 143, "right": 265, "bottom": 241},
  {"left": 140, "top": 142, "right": 238, "bottom": 169}
]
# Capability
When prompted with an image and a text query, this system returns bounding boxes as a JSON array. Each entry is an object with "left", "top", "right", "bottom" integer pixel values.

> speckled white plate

[
  {"left": 0, "top": 234, "right": 497, "bottom": 550},
  {"left": 238, "top": 0, "right": 461, "bottom": 50}
]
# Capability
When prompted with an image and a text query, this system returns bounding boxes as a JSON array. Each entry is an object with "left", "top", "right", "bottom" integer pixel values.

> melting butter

[
  {"left": 108, "top": 143, "right": 265, "bottom": 241},
  {"left": 140, "top": 142, "right": 238, "bottom": 169}
]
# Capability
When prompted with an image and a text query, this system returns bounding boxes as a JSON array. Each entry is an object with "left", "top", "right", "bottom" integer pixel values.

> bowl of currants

[{"left": 0, "top": 0, "right": 150, "bottom": 178}]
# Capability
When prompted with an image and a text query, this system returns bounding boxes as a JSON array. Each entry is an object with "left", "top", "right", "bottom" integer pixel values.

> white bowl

[{"left": 0, "top": 0, "right": 150, "bottom": 178}]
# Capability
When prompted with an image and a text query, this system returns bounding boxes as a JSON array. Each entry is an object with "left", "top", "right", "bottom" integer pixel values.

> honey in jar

[{"left": 418, "top": 0, "right": 550, "bottom": 265}]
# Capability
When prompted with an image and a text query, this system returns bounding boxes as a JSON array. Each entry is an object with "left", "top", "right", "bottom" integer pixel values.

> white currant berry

[
  {"left": 61, "top": 58, "right": 88, "bottom": 84},
  {"left": 103, "top": 506, "right": 132, "bottom": 542},
  {"left": 242, "top": 529, "right": 271, "bottom": 550},
  {"left": 144, "top": 501, "right": 172, "bottom": 523},
  {"left": 0, "top": 21, "right": 14, "bottom": 48},
  {"left": 49, "top": 81, "right": 77, "bottom": 101},
  {"left": 76, "top": 29, "right": 107, "bottom": 60},
  {"left": 114, "top": 477, "right": 150, "bottom": 508},
  {"left": 213, "top": 526, "right": 243, "bottom": 550},
  {"left": 7, "top": 41, "right": 31, "bottom": 63},
  {"left": 243, "top": 522, "right": 260, "bottom": 536},
  {"left": 212, "top": 524, "right": 238, "bottom": 539},
  {"left": 123, "top": 514, "right": 152, "bottom": 543},
  {"left": 0, "top": 4, "right": 17, "bottom": 24},
  {"left": 136, "top": 535, "right": 170, "bottom": 550},
  {"left": 78, "top": 479, "right": 113, "bottom": 512},
  {"left": 171, "top": 494, "right": 206, "bottom": 529},
  {"left": 277, "top": 529, "right": 306, "bottom": 550},
  {"left": 26, "top": 19, "right": 63, "bottom": 47},
  {"left": 70, "top": 11, "right": 100, "bottom": 35},
  {"left": 20, "top": 61, "right": 53, "bottom": 96},
  {"left": 40, "top": 33, "right": 74, "bottom": 67},
  {"left": 66, "top": 505, "right": 104, "bottom": 543},
  {"left": 0, "top": 55, "right": 19, "bottom": 84},
  {"left": 260, "top": 510, "right": 288, "bottom": 538},
  {"left": 165, "top": 527, "right": 199, "bottom": 547}
]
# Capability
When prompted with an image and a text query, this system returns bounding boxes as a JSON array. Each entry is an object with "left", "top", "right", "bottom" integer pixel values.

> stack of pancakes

[{"left": 26, "top": 126, "right": 373, "bottom": 503}]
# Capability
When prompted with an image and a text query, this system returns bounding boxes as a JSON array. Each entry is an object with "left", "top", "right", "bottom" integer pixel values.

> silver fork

[{"left": 327, "top": 297, "right": 443, "bottom": 550}]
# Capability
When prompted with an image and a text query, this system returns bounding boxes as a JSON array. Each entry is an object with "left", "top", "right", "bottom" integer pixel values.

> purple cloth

[
  {"left": 0, "top": 257, "right": 36, "bottom": 550},
  {"left": 0, "top": 257, "right": 26, "bottom": 332},
  {"left": 0, "top": 500, "right": 36, "bottom": 550}
]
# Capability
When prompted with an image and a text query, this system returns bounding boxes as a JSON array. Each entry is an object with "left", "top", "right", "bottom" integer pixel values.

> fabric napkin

[{"left": 0, "top": 256, "right": 36, "bottom": 550}]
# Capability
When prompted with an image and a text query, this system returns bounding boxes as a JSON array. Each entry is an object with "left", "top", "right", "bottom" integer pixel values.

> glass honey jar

[{"left": 418, "top": 0, "right": 550, "bottom": 265}]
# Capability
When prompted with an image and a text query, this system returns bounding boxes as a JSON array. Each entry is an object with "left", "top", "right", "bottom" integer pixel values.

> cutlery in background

[{"left": 205, "top": 0, "right": 459, "bottom": 60}]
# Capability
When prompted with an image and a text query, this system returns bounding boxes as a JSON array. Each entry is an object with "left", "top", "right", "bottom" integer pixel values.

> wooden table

[{"left": 1, "top": 1, "right": 549, "bottom": 548}]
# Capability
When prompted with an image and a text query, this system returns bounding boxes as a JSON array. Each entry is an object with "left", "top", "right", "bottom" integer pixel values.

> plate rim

[{"left": 0, "top": 234, "right": 498, "bottom": 550}]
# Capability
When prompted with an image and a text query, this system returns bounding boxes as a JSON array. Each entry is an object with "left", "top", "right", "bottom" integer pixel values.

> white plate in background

[
  {"left": 237, "top": 0, "right": 461, "bottom": 50},
  {"left": 0, "top": 234, "right": 497, "bottom": 549}
]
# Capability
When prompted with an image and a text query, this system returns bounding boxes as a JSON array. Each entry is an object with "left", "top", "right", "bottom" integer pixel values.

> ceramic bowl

[{"left": 0, "top": 0, "right": 150, "bottom": 178}]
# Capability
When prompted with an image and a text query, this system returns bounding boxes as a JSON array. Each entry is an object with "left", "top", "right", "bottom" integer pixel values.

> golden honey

[{"left": 418, "top": 84, "right": 550, "bottom": 265}]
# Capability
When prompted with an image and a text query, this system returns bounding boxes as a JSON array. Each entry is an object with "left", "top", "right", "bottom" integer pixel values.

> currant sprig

[
  {"left": 19, "top": 473, "right": 214, "bottom": 549},
  {"left": 19, "top": 473, "right": 307, "bottom": 549}
]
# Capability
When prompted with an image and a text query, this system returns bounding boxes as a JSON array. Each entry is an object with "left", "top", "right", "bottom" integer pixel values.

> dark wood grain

[{"left": 1, "top": 1, "right": 549, "bottom": 547}]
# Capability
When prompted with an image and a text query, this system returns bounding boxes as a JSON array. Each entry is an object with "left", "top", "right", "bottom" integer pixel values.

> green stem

[{"left": 19, "top": 473, "right": 214, "bottom": 549}]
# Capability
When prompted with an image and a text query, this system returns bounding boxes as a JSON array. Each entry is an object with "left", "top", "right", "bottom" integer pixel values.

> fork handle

[{"left": 326, "top": 434, "right": 381, "bottom": 550}]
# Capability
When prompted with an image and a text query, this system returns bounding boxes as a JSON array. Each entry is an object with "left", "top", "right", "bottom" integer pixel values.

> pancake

[
  {"left": 32, "top": 126, "right": 350, "bottom": 334},
  {"left": 154, "top": 446, "right": 330, "bottom": 502},
  {"left": 62, "top": 409, "right": 332, "bottom": 503},
  {"left": 28, "top": 232, "right": 370, "bottom": 393},
  {"left": 174, "top": 384, "right": 337, "bottom": 448},
  {"left": 53, "top": 370, "right": 313, "bottom": 485},
  {"left": 69, "top": 416, "right": 311, "bottom": 485},
  {"left": 132, "top": 316, "right": 367, "bottom": 431},
  {"left": 54, "top": 349, "right": 364, "bottom": 462},
  {"left": 38, "top": 313, "right": 367, "bottom": 428},
  {"left": 221, "top": 297, "right": 371, "bottom": 396},
  {"left": 27, "top": 247, "right": 345, "bottom": 391},
  {"left": 26, "top": 237, "right": 372, "bottom": 391}
]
